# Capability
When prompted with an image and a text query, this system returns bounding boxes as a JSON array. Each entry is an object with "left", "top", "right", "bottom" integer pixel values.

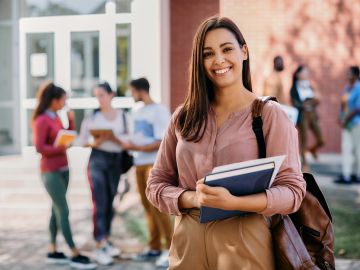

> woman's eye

[
  {"left": 203, "top": 51, "right": 213, "bottom": 58},
  {"left": 223, "top": 47, "right": 233, "bottom": 53}
]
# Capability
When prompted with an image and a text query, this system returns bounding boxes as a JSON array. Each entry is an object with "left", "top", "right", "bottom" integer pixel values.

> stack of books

[{"left": 200, "top": 155, "right": 285, "bottom": 223}]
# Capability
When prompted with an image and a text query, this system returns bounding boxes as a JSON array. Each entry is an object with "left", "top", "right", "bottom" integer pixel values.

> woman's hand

[
  {"left": 91, "top": 135, "right": 109, "bottom": 148},
  {"left": 196, "top": 179, "right": 235, "bottom": 210}
]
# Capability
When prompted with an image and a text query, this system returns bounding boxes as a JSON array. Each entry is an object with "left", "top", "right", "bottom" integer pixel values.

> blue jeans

[{"left": 87, "top": 149, "right": 123, "bottom": 241}]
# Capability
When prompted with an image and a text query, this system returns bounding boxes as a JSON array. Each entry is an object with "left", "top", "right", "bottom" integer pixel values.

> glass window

[
  {"left": 0, "top": 26, "right": 13, "bottom": 101},
  {"left": 26, "top": 33, "right": 54, "bottom": 98},
  {"left": 0, "top": 0, "right": 12, "bottom": 21},
  {"left": 115, "top": 0, "right": 132, "bottom": 13},
  {"left": 71, "top": 31, "right": 99, "bottom": 98},
  {"left": 116, "top": 24, "right": 131, "bottom": 96},
  {"left": 0, "top": 108, "right": 14, "bottom": 147},
  {"left": 22, "top": 0, "right": 132, "bottom": 17}
]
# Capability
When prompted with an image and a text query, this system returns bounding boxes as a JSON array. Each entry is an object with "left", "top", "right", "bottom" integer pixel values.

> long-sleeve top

[
  {"left": 33, "top": 112, "right": 75, "bottom": 173},
  {"left": 146, "top": 100, "right": 306, "bottom": 217}
]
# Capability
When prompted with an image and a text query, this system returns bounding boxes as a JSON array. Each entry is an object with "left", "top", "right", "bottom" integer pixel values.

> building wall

[
  {"left": 170, "top": 0, "right": 219, "bottom": 109},
  {"left": 170, "top": 0, "right": 360, "bottom": 153},
  {"left": 220, "top": 0, "right": 360, "bottom": 153}
]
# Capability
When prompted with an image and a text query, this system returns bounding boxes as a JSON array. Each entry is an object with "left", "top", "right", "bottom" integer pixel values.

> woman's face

[
  {"left": 203, "top": 28, "right": 247, "bottom": 90},
  {"left": 93, "top": 87, "right": 113, "bottom": 108},
  {"left": 51, "top": 94, "right": 66, "bottom": 111}
]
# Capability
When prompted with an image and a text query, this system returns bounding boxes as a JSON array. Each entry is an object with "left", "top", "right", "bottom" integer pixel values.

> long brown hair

[
  {"left": 176, "top": 16, "right": 252, "bottom": 142},
  {"left": 32, "top": 81, "right": 66, "bottom": 122}
]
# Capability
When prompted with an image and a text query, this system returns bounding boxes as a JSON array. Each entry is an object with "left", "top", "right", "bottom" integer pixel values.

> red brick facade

[
  {"left": 170, "top": 0, "right": 360, "bottom": 153},
  {"left": 170, "top": 0, "right": 219, "bottom": 109}
]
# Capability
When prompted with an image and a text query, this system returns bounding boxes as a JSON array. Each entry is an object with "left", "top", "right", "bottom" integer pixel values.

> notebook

[
  {"left": 199, "top": 155, "right": 285, "bottom": 223},
  {"left": 89, "top": 129, "right": 114, "bottom": 138},
  {"left": 54, "top": 130, "right": 77, "bottom": 147}
]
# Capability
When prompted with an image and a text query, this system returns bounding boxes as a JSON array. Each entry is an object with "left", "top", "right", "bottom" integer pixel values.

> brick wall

[
  {"left": 170, "top": 0, "right": 219, "bottom": 109},
  {"left": 169, "top": 0, "right": 360, "bottom": 153},
  {"left": 219, "top": 0, "right": 360, "bottom": 153}
]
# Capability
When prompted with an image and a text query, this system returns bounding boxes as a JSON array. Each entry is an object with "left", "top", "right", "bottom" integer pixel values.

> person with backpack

[
  {"left": 77, "top": 82, "right": 128, "bottom": 265},
  {"left": 32, "top": 81, "right": 96, "bottom": 269},
  {"left": 145, "top": 16, "right": 306, "bottom": 270}
]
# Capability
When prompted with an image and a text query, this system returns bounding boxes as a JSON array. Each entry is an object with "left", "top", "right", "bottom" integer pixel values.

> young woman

[
  {"left": 290, "top": 65, "right": 324, "bottom": 170},
  {"left": 32, "top": 81, "right": 96, "bottom": 269},
  {"left": 146, "top": 17, "right": 306, "bottom": 270},
  {"left": 77, "top": 82, "right": 127, "bottom": 265}
]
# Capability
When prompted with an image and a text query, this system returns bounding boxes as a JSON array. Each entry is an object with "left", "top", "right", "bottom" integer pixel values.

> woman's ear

[{"left": 241, "top": 44, "right": 248, "bottom": 61}]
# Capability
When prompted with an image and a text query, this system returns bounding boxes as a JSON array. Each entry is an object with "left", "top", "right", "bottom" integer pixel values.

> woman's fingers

[{"left": 197, "top": 183, "right": 221, "bottom": 195}]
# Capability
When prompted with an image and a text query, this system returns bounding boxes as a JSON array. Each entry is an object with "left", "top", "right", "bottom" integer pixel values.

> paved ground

[{"left": 0, "top": 148, "right": 359, "bottom": 269}]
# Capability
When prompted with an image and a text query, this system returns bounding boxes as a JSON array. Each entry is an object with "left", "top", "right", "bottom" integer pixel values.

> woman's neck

[
  {"left": 213, "top": 83, "right": 255, "bottom": 113},
  {"left": 100, "top": 106, "right": 114, "bottom": 113}
]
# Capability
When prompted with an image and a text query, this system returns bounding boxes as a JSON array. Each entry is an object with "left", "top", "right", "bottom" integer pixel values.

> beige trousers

[
  {"left": 168, "top": 209, "right": 275, "bottom": 270},
  {"left": 135, "top": 164, "right": 173, "bottom": 250}
]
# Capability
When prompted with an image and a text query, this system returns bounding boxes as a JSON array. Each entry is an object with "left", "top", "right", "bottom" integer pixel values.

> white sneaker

[
  {"left": 105, "top": 242, "right": 120, "bottom": 257},
  {"left": 155, "top": 250, "right": 169, "bottom": 268},
  {"left": 95, "top": 247, "right": 113, "bottom": 265}
]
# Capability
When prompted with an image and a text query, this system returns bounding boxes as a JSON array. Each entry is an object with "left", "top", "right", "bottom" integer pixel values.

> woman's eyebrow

[
  {"left": 220, "top": 42, "right": 234, "bottom": 47},
  {"left": 203, "top": 42, "right": 234, "bottom": 50}
]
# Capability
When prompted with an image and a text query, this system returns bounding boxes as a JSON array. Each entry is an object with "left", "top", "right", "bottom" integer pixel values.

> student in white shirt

[
  {"left": 77, "top": 82, "right": 127, "bottom": 265},
  {"left": 121, "top": 78, "right": 173, "bottom": 268}
]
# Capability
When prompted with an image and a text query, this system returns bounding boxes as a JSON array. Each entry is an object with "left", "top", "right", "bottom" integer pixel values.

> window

[{"left": 116, "top": 24, "right": 131, "bottom": 96}]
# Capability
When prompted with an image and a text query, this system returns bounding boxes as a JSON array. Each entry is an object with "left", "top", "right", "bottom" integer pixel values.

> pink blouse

[{"left": 146, "top": 100, "right": 306, "bottom": 216}]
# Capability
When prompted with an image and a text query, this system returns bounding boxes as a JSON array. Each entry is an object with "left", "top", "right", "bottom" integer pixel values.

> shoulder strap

[{"left": 251, "top": 96, "right": 278, "bottom": 158}]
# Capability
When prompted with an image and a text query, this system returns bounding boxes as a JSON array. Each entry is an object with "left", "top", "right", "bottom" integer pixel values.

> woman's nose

[{"left": 214, "top": 54, "right": 225, "bottom": 65}]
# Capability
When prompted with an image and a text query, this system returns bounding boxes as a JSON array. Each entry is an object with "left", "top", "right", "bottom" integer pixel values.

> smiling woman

[{"left": 146, "top": 16, "right": 306, "bottom": 270}]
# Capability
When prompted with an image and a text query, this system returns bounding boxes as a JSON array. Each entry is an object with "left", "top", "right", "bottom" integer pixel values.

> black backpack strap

[{"left": 251, "top": 96, "right": 278, "bottom": 159}]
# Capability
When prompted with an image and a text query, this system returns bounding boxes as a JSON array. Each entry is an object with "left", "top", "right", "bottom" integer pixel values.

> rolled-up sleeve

[
  {"left": 259, "top": 102, "right": 306, "bottom": 216},
  {"left": 146, "top": 115, "right": 187, "bottom": 216}
]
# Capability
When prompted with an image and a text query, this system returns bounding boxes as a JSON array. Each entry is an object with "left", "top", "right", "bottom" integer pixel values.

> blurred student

[
  {"left": 32, "top": 81, "right": 96, "bottom": 269},
  {"left": 341, "top": 67, "right": 360, "bottom": 184},
  {"left": 335, "top": 66, "right": 360, "bottom": 183},
  {"left": 263, "top": 56, "right": 285, "bottom": 104},
  {"left": 290, "top": 65, "right": 324, "bottom": 170},
  {"left": 77, "top": 82, "right": 127, "bottom": 265},
  {"left": 122, "top": 78, "right": 173, "bottom": 268}
]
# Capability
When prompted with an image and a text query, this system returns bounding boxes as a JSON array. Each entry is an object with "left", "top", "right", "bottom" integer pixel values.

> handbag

[
  {"left": 121, "top": 150, "right": 133, "bottom": 173},
  {"left": 251, "top": 97, "right": 335, "bottom": 270},
  {"left": 121, "top": 111, "right": 133, "bottom": 173}
]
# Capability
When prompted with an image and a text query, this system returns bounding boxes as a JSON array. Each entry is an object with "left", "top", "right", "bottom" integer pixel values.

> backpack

[{"left": 251, "top": 97, "right": 335, "bottom": 270}]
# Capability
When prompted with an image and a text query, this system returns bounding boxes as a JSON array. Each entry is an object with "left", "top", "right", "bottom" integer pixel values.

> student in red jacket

[{"left": 32, "top": 81, "right": 96, "bottom": 269}]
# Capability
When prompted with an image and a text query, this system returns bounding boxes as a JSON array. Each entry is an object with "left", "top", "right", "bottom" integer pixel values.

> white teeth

[{"left": 214, "top": 67, "right": 230, "bottom": 74}]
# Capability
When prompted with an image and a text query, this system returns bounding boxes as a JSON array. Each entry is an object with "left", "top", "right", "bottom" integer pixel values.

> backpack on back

[{"left": 251, "top": 97, "right": 335, "bottom": 270}]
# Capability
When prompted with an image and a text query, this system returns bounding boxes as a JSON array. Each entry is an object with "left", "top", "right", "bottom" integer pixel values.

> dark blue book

[{"left": 200, "top": 161, "right": 276, "bottom": 223}]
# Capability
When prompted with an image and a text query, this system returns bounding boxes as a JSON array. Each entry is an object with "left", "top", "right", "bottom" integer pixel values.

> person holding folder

[
  {"left": 146, "top": 17, "right": 306, "bottom": 270},
  {"left": 32, "top": 82, "right": 96, "bottom": 269},
  {"left": 77, "top": 82, "right": 127, "bottom": 265}
]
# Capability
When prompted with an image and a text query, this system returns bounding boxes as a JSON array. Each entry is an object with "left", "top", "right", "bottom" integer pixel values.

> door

[{"left": 19, "top": 1, "right": 135, "bottom": 147}]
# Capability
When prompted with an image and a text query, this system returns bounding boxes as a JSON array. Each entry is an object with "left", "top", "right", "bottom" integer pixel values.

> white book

[
  {"left": 211, "top": 155, "right": 286, "bottom": 187},
  {"left": 206, "top": 162, "right": 275, "bottom": 182}
]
